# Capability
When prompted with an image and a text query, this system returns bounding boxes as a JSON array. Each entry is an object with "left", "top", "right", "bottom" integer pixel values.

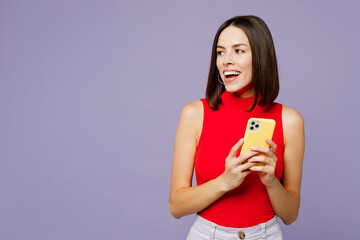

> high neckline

[
  {"left": 222, "top": 90, "right": 255, "bottom": 102},
  {"left": 221, "top": 91, "right": 256, "bottom": 111}
]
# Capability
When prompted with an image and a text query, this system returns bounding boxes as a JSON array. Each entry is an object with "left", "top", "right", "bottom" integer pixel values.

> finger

[
  {"left": 243, "top": 161, "right": 257, "bottom": 171},
  {"left": 248, "top": 156, "right": 275, "bottom": 166},
  {"left": 250, "top": 164, "right": 273, "bottom": 173},
  {"left": 249, "top": 165, "right": 265, "bottom": 172},
  {"left": 234, "top": 150, "right": 259, "bottom": 165},
  {"left": 235, "top": 161, "right": 257, "bottom": 172},
  {"left": 248, "top": 155, "right": 267, "bottom": 164},
  {"left": 230, "top": 161, "right": 254, "bottom": 175},
  {"left": 265, "top": 139, "right": 277, "bottom": 152},
  {"left": 228, "top": 138, "right": 244, "bottom": 158},
  {"left": 227, "top": 151, "right": 254, "bottom": 168},
  {"left": 250, "top": 145, "right": 271, "bottom": 154},
  {"left": 250, "top": 146, "right": 275, "bottom": 158}
]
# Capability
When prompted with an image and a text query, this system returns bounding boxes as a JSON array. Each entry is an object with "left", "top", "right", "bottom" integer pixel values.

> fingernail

[{"left": 250, "top": 146, "right": 255, "bottom": 149}]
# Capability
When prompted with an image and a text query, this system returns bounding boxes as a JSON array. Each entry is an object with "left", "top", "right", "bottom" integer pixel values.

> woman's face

[{"left": 216, "top": 26, "right": 253, "bottom": 97}]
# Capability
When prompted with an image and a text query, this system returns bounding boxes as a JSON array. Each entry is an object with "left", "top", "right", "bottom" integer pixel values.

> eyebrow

[{"left": 217, "top": 44, "right": 247, "bottom": 49}]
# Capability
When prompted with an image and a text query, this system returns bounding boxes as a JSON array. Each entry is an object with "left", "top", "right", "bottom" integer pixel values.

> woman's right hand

[{"left": 216, "top": 138, "right": 258, "bottom": 192}]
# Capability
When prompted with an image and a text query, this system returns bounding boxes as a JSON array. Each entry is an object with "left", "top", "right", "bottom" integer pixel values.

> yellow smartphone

[{"left": 240, "top": 118, "right": 276, "bottom": 166}]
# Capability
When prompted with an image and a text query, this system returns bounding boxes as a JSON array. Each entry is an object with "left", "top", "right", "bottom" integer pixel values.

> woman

[{"left": 169, "top": 15, "right": 304, "bottom": 240}]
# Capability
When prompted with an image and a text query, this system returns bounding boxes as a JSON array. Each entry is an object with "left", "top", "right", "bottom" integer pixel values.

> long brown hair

[{"left": 206, "top": 15, "right": 279, "bottom": 112}]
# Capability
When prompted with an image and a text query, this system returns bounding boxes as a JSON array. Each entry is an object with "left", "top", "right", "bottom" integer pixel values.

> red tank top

[{"left": 195, "top": 91, "right": 284, "bottom": 227}]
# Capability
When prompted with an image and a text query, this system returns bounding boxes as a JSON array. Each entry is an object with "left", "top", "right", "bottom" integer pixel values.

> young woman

[{"left": 169, "top": 15, "right": 304, "bottom": 240}]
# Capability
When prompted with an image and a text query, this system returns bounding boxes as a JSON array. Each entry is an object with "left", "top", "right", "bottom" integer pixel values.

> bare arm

[
  {"left": 249, "top": 106, "right": 304, "bottom": 225},
  {"left": 271, "top": 106, "right": 305, "bottom": 224},
  {"left": 168, "top": 101, "right": 224, "bottom": 219},
  {"left": 169, "top": 101, "right": 257, "bottom": 219}
]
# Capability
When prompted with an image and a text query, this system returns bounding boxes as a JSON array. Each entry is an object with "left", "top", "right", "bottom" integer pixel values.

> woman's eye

[
  {"left": 236, "top": 49, "right": 244, "bottom": 53},
  {"left": 216, "top": 51, "right": 224, "bottom": 55}
]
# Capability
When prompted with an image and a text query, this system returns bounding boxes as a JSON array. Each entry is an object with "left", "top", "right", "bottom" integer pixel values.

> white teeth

[{"left": 224, "top": 71, "right": 240, "bottom": 76}]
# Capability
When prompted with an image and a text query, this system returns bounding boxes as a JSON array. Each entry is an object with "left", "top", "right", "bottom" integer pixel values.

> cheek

[
  {"left": 239, "top": 58, "right": 252, "bottom": 74},
  {"left": 238, "top": 56, "right": 251, "bottom": 66},
  {"left": 239, "top": 59, "right": 252, "bottom": 81},
  {"left": 216, "top": 58, "right": 221, "bottom": 70},
  {"left": 246, "top": 56, "right": 252, "bottom": 70}
]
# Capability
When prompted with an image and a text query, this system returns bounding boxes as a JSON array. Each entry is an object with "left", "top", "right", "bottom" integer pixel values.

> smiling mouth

[{"left": 224, "top": 71, "right": 240, "bottom": 79}]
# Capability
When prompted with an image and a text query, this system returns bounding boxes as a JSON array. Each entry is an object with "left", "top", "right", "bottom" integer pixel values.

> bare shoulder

[
  {"left": 181, "top": 100, "right": 203, "bottom": 118},
  {"left": 282, "top": 105, "right": 304, "bottom": 128},
  {"left": 178, "top": 100, "right": 204, "bottom": 144},
  {"left": 282, "top": 105, "right": 305, "bottom": 145},
  {"left": 179, "top": 100, "right": 204, "bottom": 127}
]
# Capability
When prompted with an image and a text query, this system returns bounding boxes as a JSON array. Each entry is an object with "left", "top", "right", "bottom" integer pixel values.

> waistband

[{"left": 195, "top": 214, "right": 278, "bottom": 234}]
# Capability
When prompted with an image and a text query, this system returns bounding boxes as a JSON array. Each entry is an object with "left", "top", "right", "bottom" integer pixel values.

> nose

[{"left": 223, "top": 52, "right": 235, "bottom": 66}]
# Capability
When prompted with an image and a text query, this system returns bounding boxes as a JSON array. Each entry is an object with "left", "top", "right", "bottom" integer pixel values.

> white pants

[{"left": 186, "top": 215, "right": 283, "bottom": 240}]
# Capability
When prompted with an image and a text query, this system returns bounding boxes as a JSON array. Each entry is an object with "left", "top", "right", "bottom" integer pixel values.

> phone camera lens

[
  {"left": 255, "top": 124, "right": 259, "bottom": 128},
  {"left": 251, "top": 121, "right": 255, "bottom": 125},
  {"left": 250, "top": 126, "right": 254, "bottom": 130}
]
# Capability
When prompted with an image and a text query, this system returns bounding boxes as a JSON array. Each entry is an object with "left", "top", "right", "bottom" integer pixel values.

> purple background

[{"left": 1, "top": 0, "right": 359, "bottom": 239}]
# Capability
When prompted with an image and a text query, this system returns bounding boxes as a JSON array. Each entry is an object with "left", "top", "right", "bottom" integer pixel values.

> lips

[{"left": 223, "top": 70, "right": 241, "bottom": 83}]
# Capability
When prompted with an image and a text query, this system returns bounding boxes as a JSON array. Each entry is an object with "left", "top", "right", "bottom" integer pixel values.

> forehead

[{"left": 217, "top": 26, "right": 250, "bottom": 46}]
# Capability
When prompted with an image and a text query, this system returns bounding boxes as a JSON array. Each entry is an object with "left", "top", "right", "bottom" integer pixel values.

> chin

[
  {"left": 224, "top": 82, "right": 254, "bottom": 96},
  {"left": 224, "top": 84, "right": 246, "bottom": 93}
]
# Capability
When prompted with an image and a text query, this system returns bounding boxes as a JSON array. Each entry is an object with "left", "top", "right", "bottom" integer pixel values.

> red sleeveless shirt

[{"left": 195, "top": 91, "right": 284, "bottom": 227}]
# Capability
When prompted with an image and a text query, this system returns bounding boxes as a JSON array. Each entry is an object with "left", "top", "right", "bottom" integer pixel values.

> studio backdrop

[{"left": 0, "top": 0, "right": 359, "bottom": 239}]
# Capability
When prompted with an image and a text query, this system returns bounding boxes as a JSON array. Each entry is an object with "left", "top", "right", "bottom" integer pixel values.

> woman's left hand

[{"left": 248, "top": 139, "right": 278, "bottom": 187}]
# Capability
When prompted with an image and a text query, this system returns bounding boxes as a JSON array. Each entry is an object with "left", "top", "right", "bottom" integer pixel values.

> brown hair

[{"left": 205, "top": 15, "right": 279, "bottom": 111}]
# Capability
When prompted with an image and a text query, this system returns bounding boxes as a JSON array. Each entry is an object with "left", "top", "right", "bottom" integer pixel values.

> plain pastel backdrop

[{"left": 1, "top": 0, "right": 359, "bottom": 239}]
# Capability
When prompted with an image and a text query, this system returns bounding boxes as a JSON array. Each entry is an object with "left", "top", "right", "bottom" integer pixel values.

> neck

[{"left": 232, "top": 84, "right": 254, "bottom": 98}]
